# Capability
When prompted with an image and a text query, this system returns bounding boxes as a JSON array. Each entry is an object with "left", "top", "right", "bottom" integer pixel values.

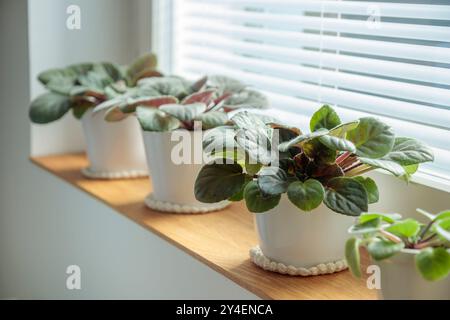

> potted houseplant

[
  {"left": 194, "top": 106, "right": 434, "bottom": 275},
  {"left": 29, "top": 53, "right": 161, "bottom": 179},
  {"left": 346, "top": 209, "right": 450, "bottom": 299},
  {"left": 95, "top": 75, "right": 269, "bottom": 213}
]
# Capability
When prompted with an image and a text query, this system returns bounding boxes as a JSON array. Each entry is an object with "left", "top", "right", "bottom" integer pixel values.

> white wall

[{"left": 0, "top": 0, "right": 257, "bottom": 299}]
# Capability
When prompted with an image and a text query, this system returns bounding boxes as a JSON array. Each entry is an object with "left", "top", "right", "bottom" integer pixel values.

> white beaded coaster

[
  {"left": 249, "top": 246, "right": 348, "bottom": 276},
  {"left": 144, "top": 193, "right": 230, "bottom": 214},
  {"left": 81, "top": 167, "right": 148, "bottom": 180}
]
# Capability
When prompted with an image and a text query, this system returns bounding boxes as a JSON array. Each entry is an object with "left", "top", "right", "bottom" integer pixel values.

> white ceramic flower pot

[
  {"left": 254, "top": 195, "right": 355, "bottom": 270},
  {"left": 376, "top": 249, "right": 450, "bottom": 300},
  {"left": 142, "top": 130, "right": 229, "bottom": 213},
  {"left": 81, "top": 108, "right": 148, "bottom": 178}
]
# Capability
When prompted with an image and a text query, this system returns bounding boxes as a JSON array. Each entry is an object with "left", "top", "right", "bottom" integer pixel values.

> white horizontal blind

[{"left": 168, "top": 0, "right": 450, "bottom": 181}]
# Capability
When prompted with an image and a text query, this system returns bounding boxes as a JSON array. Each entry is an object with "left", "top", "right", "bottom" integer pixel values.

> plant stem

[
  {"left": 421, "top": 233, "right": 437, "bottom": 244},
  {"left": 414, "top": 239, "right": 442, "bottom": 250},
  {"left": 345, "top": 164, "right": 373, "bottom": 177},
  {"left": 343, "top": 160, "right": 361, "bottom": 172},
  {"left": 418, "top": 219, "right": 435, "bottom": 241},
  {"left": 336, "top": 151, "right": 351, "bottom": 165},
  {"left": 379, "top": 229, "right": 403, "bottom": 244}
]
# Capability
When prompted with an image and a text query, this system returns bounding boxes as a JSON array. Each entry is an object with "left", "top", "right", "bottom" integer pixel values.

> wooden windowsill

[{"left": 31, "top": 153, "right": 377, "bottom": 300}]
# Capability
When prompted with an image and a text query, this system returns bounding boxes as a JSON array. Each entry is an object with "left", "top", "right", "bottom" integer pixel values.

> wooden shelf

[{"left": 31, "top": 153, "right": 377, "bottom": 300}]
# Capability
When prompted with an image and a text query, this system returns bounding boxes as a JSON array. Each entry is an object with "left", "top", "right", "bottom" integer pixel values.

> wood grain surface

[{"left": 31, "top": 153, "right": 378, "bottom": 300}]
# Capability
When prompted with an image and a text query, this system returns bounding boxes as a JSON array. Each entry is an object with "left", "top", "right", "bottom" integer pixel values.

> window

[{"left": 154, "top": 0, "right": 450, "bottom": 187}]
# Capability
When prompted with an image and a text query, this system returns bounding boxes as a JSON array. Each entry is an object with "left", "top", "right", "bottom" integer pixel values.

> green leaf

[
  {"left": 121, "top": 95, "right": 179, "bottom": 114},
  {"left": 195, "top": 161, "right": 246, "bottom": 203},
  {"left": 401, "top": 163, "right": 419, "bottom": 182},
  {"left": 100, "top": 62, "right": 124, "bottom": 82},
  {"left": 203, "top": 126, "right": 238, "bottom": 156},
  {"left": 367, "top": 240, "right": 405, "bottom": 260},
  {"left": 228, "top": 176, "right": 252, "bottom": 202},
  {"left": 287, "top": 179, "right": 324, "bottom": 211},
  {"left": 126, "top": 53, "right": 158, "bottom": 85},
  {"left": 245, "top": 161, "right": 262, "bottom": 176},
  {"left": 348, "top": 217, "right": 382, "bottom": 234},
  {"left": 435, "top": 210, "right": 450, "bottom": 222},
  {"left": 416, "top": 247, "right": 450, "bottom": 281},
  {"left": 359, "top": 212, "right": 402, "bottom": 224},
  {"left": 138, "top": 76, "right": 188, "bottom": 98},
  {"left": 345, "top": 237, "right": 362, "bottom": 278},
  {"left": 278, "top": 128, "right": 329, "bottom": 152},
  {"left": 319, "top": 135, "right": 356, "bottom": 152},
  {"left": 434, "top": 218, "right": 450, "bottom": 242},
  {"left": 231, "top": 111, "right": 267, "bottom": 131},
  {"left": 29, "top": 92, "right": 73, "bottom": 124},
  {"left": 347, "top": 117, "right": 395, "bottom": 158},
  {"left": 38, "top": 64, "right": 89, "bottom": 88},
  {"left": 223, "top": 89, "right": 269, "bottom": 109},
  {"left": 136, "top": 107, "right": 181, "bottom": 132},
  {"left": 310, "top": 105, "right": 341, "bottom": 132},
  {"left": 353, "top": 176, "right": 379, "bottom": 204},
  {"left": 382, "top": 137, "right": 434, "bottom": 166},
  {"left": 386, "top": 219, "right": 421, "bottom": 238},
  {"left": 257, "top": 167, "right": 289, "bottom": 196},
  {"left": 72, "top": 100, "right": 93, "bottom": 120},
  {"left": 359, "top": 157, "right": 406, "bottom": 177},
  {"left": 159, "top": 103, "right": 206, "bottom": 122},
  {"left": 194, "top": 111, "right": 229, "bottom": 130},
  {"left": 329, "top": 121, "right": 360, "bottom": 138},
  {"left": 244, "top": 181, "right": 281, "bottom": 213},
  {"left": 302, "top": 139, "right": 337, "bottom": 165},
  {"left": 181, "top": 90, "right": 216, "bottom": 105},
  {"left": 232, "top": 114, "right": 273, "bottom": 165},
  {"left": 207, "top": 75, "right": 246, "bottom": 96},
  {"left": 324, "top": 177, "right": 368, "bottom": 216}
]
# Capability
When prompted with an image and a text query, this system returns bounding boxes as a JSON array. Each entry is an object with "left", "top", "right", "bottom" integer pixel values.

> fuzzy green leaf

[
  {"left": 347, "top": 117, "right": 395, "bottom": 158},
  {"left": 345, "top": 237, "right": 362, "bottom": 278},
  {"left": 244, "top": 181, "right": 281, "bottom": 213},
  {"left": 29, "top": 92, "right": 72, "bottom": 124},
  {"left": 195, "top": 161, "right": 246, "bottom": 203},
  {"left": 136, "top": 107, "right": 181, "bottom": 132},
  {"left": 386, "top": 218, "right": 421, "bottom": 238},
  {"left": 382, "top": 137, "right": 434, "bottom": 166},
  {"left": 319, "top": 135, "right": 356, "bottom": 153},
  {"left": 287, "top": 179, "right": 324, "bottom": 211},
  {"left": 194, "top": 111, "right": 229, "bottom": 130},
  {"left": 359, "top": 157, "right": 406, "bottom": 177},
  {"left": 310, "top": 105, "right": 341, "bottom": 132},
  {"left": 159, "top": 103, "right": 206, "bottom": 122},
  {"left": 367, "top": 240, "right": 405, "bottom": 260},
  {"left": 353, "top": 176, "right": 379, "bottom": 204},
  {"left": 257, "top": 167, "right": 289, "bottom": 196},
  {"left": 415, "top": 247, "right": 450, "bottom": 281},
  {"left": 324, "top": 177, "right": 368, "bottom": 216}
]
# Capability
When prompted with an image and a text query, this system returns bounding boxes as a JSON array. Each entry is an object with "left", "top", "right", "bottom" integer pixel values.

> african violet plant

[
  {"left": 92, "top": 75, "right": 269, "bottom": 131},
  {"left": 29, "top": 53, "right": 161, "bottom": 124},
  {"left": 194, "top": 105, "right": 434, "bottom": 216},
  {"left": 346, "top": 209, "right": 450, "bottom": 281}
]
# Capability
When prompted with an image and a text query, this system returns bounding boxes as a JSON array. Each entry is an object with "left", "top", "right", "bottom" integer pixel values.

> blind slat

[
  {"left": 185, "top": 32, "right": 450, "bottom": 85},
  {"left": 184, "top": 48, "right": 450, "bottom": 109},
  {"left": 184, "top": 20, "right": 450, "bottom": 63},
  {"left": 188, "top": 0, "right": 450, "bottom": 20},
  {"left": 186, "top": 7, "right": 450, "bottom": 42}
]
